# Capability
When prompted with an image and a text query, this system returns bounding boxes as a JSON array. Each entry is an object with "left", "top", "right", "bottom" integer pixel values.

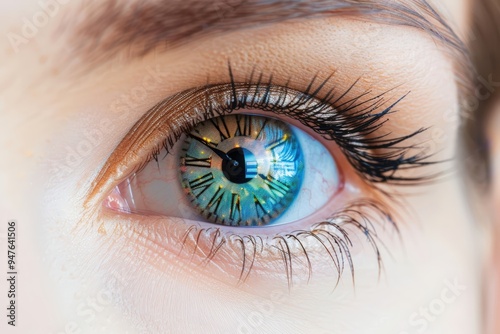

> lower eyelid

[{"left": 96, "top": 197, "right": 395, "bottom": 286}]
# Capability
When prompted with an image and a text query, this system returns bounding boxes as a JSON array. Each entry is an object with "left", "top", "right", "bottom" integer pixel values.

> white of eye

[{"left": 270, "top": 126, "right": 338, "bottom": 225}]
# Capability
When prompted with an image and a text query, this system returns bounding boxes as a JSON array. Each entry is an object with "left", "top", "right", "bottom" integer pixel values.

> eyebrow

[{"left": 64, "top": 0, "right": 472, "bottom": 90}]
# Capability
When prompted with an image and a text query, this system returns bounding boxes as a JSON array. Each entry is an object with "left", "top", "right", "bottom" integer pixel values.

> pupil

[{"left": 222, "top": 147, "right": 258, "bottom": 184}]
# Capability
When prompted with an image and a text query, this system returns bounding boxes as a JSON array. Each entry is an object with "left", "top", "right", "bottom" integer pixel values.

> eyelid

[
  {"left": 85, "top": 73, "right": 435, "bottom": 212},
  {"left": 85, "top": 81, "right": 337, "bottom": 208},
  {"left": 84, "top": 82, "right": 329, "bottom": 208},
  {"left": 82, "top": 68, "right": 423, "bottom": 286},
  {"left": 97, "top": 197, "right": 395, "bottom": 285}
]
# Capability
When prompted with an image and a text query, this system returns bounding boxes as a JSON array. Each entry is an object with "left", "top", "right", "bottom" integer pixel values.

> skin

[
  {"left": 0, "top": 0, "right": 486, "bottom": 333},
  {"left": 487, "top": 98, "right": 500, "bottom": 334}
]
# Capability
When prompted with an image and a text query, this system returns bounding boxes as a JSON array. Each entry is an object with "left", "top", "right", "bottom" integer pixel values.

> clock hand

[{"left": 189, "top": 134, "right": 236, "bottom": 164}]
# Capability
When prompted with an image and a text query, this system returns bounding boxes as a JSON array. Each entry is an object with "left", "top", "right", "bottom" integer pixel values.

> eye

[
  {"left": 106, "top": 113, "right": 338, "bottom": 226},
  {"left": 88, "top": 66, "right": 436, "bottom": 285}
]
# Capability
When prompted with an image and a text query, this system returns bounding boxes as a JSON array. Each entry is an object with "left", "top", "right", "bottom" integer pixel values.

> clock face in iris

[{"left": 179, "top": 114, "right": 305, "bottom": 226}]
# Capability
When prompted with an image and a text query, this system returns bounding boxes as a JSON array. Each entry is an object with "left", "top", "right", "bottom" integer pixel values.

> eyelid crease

[{"left": 84, "top": 67, "right": 440, "bottom": 211}]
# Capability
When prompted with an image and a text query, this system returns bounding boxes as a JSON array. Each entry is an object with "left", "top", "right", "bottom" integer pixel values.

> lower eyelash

[{"left": 176, "top": 199, "right": 396, "bottom": 287}]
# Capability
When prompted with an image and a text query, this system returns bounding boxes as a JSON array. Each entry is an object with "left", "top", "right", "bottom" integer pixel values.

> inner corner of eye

[{"left": 102, "top": 113, "right": 340, "bottom": 227}]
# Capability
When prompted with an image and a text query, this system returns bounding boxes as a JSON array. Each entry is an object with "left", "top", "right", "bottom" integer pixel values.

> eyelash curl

[
  {"left": 99, "top": 63, "right": 440, "bottom": 286},
  {"left": 141, "top": 63, "right": 438, "bottom": 187}
]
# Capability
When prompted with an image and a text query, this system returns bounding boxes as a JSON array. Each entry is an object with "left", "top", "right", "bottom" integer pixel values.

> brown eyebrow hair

[{"left": 63, "top": 0, "right": 473, "bottom": 91}]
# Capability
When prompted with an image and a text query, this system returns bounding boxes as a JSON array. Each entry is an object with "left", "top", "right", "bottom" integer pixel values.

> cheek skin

[{"left": 80, "top": 209, "right": 387, "bottom": 334}]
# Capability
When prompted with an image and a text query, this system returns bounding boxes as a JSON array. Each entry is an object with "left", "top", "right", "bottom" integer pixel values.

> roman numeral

[
  {"left": 255, "top": 118, "right": 268, "bottom": 139},
  {"left": 234, "top": 114, "right": 252, "bottom": 137},
  {"left": 188, "top": 173, "right": 215, "bottom": 197},
  {"left": 183, "top": 154, "right": 212, "bottom": 168},
  {"left": 206, "top": 186, "right": 225, "bottom": 217},
  {"left": 261, "top": 174, "right": 291, "bottom": 199},
  {"left": 210, "top": 117, "right": 231, "bottom": 141},
  {"left": 253, "top": 195, "right": 267, "bottom": 219},
  {"left": 229, "top": 193, "right": 242, "bottom": 222}
]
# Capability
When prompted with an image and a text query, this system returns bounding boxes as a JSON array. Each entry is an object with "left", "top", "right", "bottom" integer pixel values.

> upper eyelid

[
  {"left": 85, "top": 80, "right": 333, "bottom": 207},
  {"left": 84, "top": 78, "right": 333, "bottom": 209},
  {"left": 84, "top": 70, "right": 438, "bottom": 213}
]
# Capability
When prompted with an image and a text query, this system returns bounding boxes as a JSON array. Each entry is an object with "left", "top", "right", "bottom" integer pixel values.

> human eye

[
  {"left": 108, "top": 112, "right": 338, "bottom": 227},
  {"left": 85, "top": 64, "right": 436, "bottom": 286}
]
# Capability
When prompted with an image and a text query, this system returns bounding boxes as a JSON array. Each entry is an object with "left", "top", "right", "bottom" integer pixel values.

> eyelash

[
  {"left": 94, "top": 64, "right": 438, "bottom": 286},
  {"left": 175, "top": 199, "right": 394, "bottom": 287},
  {"left": 141, "top": 64, "right": 437, "bottom": 187}
]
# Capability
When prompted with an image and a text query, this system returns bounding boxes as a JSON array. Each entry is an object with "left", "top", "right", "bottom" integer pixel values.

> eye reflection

[{"left": 180, "top": 114, "right": 304, "bottom": 226}]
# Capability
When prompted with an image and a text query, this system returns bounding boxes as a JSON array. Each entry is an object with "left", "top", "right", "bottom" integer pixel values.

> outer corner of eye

[{"left": 102, "top": 113, "right": 340, "bottom": 228}]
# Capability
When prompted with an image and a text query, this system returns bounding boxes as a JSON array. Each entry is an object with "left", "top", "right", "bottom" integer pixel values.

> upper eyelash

[{"left": 142, "top": 64, "right": 438, "bottom": 186}]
